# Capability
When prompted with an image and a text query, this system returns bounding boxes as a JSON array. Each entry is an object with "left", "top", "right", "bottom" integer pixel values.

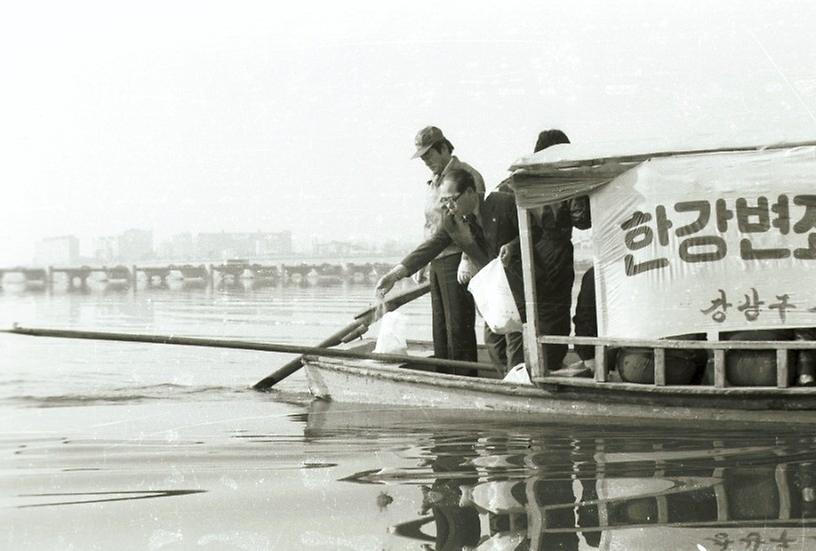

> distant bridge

[{"left": 0, "top": 259, "right": 401, "bottom": 290}]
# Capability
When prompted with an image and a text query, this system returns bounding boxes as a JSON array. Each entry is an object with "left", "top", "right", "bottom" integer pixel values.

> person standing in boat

[
  {"left": 409, "top": 126, "right": 486, "bottom": 363},
  {"left": 500, "top": 129, "right": 591, "bottom": 371},
  {"left": 376, "top": 168, "right": 526, "bottom": 370}
]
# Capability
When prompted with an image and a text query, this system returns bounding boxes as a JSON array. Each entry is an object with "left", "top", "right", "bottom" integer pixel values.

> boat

[
  {"left": 302, "top": 141, "right": 816, "bottom": 423},
  {"left": 304, "top": 339, "right": 816, "bottom": 425}
]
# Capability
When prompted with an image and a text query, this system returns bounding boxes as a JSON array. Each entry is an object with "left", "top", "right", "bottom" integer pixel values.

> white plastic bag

[
  {"left": 468, "top": 258, "right": 523, "bottom": 335},
  {"left": 373, "top": 311, "right": 408, "bottom": 355},
  {"left": 502, "top": 363, "right": 532, "bottom": 385}
]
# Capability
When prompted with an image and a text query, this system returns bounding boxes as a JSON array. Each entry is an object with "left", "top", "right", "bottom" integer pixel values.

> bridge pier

[
  {"left": 211, "top": 261, "right": 248, "bottom": 285},
  {"left": 283, "top": 264, "right": 312, "bottom": 284},
  {"left": 1, "top": 258, "right": 400, "bottom": 292},
  {"left": 104, "top": 265, "right": 132, "bottom": 287},
  {"left": 67, "top": 274, "right": 89, "bottom": 290},
  {"left": 247, "top": 263, "right": 280, "bottom": 282}
]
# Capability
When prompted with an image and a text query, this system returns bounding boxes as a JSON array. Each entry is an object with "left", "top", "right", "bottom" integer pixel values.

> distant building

[
  {"left": 93, "top": 229, "right": 154, "bottom": 262},
  {"left": 380, "top": 239, "right": 412, "bottom": 256},
  {"left": 314, "top": 240, "right": 353, "bottom": 256},
  {"left": 172, "top": 233, "right": 195, "bottom": 258},
  {"left": 195, "top": 231, "right": 292, "bottom": 260},
  {"left": 255, "top": 231, "right": 292, "bottom": 257},
  {"left": 93, "top": 236, "right": 119, "bottom": 263},
  {"left": 313, "top": 239, "right": 374, "bottom": 257},
  {"left": 157, "top": 232, "right": 195, "bottom": 260},
  {"left": 196, "top": 232, "right": 244, "bottom": 260},
  {"left": 35, "top": 235, "right": 79, "bottom": 266},
  {"left": 118, "top": 229, "right": 154, "bottom": 261}
]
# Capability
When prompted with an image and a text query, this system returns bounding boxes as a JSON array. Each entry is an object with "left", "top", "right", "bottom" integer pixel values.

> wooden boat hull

[{"left": 303, "top": 353, "right": 816, "bottom": 425}]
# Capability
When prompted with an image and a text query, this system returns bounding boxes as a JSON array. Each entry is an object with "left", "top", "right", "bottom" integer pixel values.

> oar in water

[
  {"left": 1, "top": 282, "right": 430, "bottom": 391},
  {"left": 252, "top": 281, "right": 430, "bottom": 390},
  {"left": 1, "top": 315, "right": 496, "bottom": 376}
]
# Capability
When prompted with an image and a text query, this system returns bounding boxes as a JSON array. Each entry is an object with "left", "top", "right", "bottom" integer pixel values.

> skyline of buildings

[
  {"left": 25, "top": 224, "right": 593, "bottom": 267},
  {"left": 34, "top": 235, "right": 80, "bottom": 266},
  {"left": 94, "top": 229, "right": 155, "bottom": 264},
  {"left": 195, "top": 231, "right": 293, "bottom": 260},
  {"left": 27, "top": 229, "right": 416, "bottom": 267}
]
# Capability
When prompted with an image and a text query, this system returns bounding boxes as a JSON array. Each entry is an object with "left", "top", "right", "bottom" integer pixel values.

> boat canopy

[{"left": 507, "top": 140, "right": 816, "bottom": 209}]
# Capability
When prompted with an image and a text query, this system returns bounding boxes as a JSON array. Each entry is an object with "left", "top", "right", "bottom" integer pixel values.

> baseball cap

[{"left": 411, "top": 126, "right": 446, "bottom": 159}]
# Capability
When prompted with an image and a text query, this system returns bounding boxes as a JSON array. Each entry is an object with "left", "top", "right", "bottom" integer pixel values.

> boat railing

[{"left": 536, "top": 334, "right": 816, "bottom": 389}]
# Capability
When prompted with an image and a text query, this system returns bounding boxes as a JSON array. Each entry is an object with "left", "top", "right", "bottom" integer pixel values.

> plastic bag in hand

[
  {"left": 373, "top": 311, "right": 408, "bottom": 355},
  {"left": 468, "top": 258, "right": 522, "bottom": 335}
]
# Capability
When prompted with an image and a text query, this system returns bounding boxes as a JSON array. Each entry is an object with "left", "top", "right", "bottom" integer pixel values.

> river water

[{"left": 2, "top": 279, "right": 816, "bottom": 550}]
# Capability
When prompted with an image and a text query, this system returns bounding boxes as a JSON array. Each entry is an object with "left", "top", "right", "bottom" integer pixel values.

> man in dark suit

[
  {"left": 376, "top": 168, "right": 526, "bottom": 370},
  {"left": 499, "top": 129, "right": 590, "bottom": 372}
]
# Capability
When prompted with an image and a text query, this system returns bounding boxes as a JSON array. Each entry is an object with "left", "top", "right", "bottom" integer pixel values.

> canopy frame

[
  {"left": 508, "top": 140, "right": 816, "bottom": 210},
  {"left": 510, "top": 139, "right": 816, "bottom": 380}
]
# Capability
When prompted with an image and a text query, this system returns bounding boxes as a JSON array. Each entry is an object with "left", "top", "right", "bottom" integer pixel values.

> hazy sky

[{"left": 2, "top": 0, "right": 815, "bottom": 263}]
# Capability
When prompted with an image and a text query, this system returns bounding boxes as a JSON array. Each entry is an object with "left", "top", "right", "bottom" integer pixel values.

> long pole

[
  {"left": 251, "top": 320, "right": 366, "bottom": 390},
  {"left": 252, "top": 281, "right": 430, "bottom": 390},
  {"left": 2, "top": 321, "right": 489, "bottom": 374}
]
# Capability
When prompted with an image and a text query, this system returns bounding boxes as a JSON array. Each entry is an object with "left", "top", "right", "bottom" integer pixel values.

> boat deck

[{"left": 302, "top": 339, "right": 816, "bottom": 424}]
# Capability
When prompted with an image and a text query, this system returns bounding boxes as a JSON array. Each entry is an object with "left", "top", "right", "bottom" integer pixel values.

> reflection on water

[
  {"left": 3, "top": 283, "right": 815, "bottom": 549},
  {"left": 17, "top": 489, "right": 207, "bottom": 509},
  {"left": 5, "top": 396, "right": 816, "bottom": 549},
  {"left": 307, "top": 403, "right": 816, "bottom": 550}
]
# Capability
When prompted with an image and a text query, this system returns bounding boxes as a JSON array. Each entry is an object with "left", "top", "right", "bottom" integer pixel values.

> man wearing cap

[
  {"left": 376, "top": 168, "right": 520, "bottom": 369},
  {"left": 409, "top": 126, "right": 485, "bottom": 362}
]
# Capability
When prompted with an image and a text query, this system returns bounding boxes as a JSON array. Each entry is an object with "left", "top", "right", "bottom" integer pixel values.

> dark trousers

[
  {"left": 573, "top": 267, "right": 597, "bottom": 361},
  {"left": 429, "top": 253, "right": 477, "bottom": 362},
  {"left": 484, "top": 325, "right": 524, "bottom": 373},
  {"left": 532, "top": 237, "right": 574, "bottom": 370},
  {"left": 535, "top": 284, "right": 572, "bottom": 370}
]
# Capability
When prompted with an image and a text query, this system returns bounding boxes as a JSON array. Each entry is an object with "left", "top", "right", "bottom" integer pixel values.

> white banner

[{"left": 591, "top": 146, "right": 816, "bottom": 338}]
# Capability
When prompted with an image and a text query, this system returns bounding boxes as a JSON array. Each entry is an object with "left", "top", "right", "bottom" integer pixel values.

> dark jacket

[
  {"left": 401, "top": 192, "right": 522, "bottom": 277},
  {"left": 532, "top": 195, "right": 591, "bottom": 236},
  {"left": 497, "top": 177, "right": 591, "bottom": 233}
]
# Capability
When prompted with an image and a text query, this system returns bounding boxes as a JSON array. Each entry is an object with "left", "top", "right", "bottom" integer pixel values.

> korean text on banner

[{"left": 590, "top": 146, "right": 816, "bottom": 339}]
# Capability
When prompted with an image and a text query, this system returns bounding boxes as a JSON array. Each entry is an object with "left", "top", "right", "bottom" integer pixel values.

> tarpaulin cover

[
  {"left": 589, "top": 145, "right": 816, "bottom": 338},
  {"left": 508, "top": 140, "right": 816, "bottom": 209}
]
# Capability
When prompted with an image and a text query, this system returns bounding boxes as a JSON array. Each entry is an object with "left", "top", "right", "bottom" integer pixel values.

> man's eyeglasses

[{"left": 440, "top": 192, "right": 463, "bottom": 207}]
